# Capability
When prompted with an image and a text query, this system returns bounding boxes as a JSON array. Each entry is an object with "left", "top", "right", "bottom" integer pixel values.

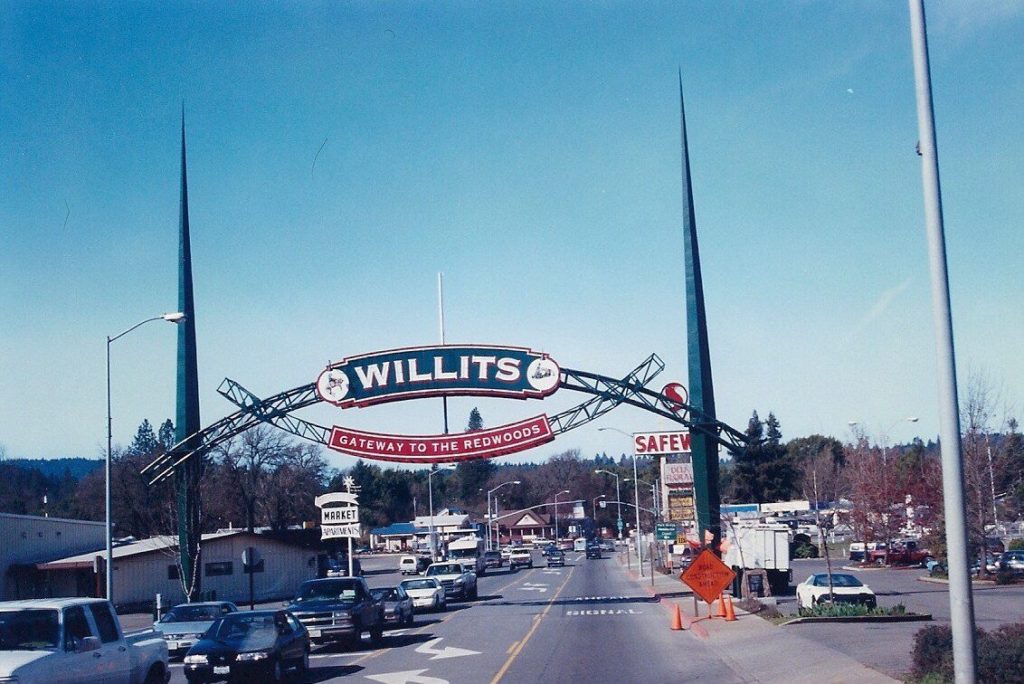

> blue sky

[{"left": 2, "top": 1, "right": 1021, "bottom": 467}]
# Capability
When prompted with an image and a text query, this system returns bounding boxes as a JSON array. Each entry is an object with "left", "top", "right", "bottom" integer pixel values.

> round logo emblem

[
  {"left": 661, "top": 382, "right": 689, "bottom": 414},
  {"left": 526, "top": 358, "right": 559, "bottom": 393},
  {"left": 317, "top": 369, "right": 350, "bottom": 403}
]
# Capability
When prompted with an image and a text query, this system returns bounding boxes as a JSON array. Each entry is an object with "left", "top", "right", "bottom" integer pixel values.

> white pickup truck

[{"left": 0, "top": 597, "right": 169, "bottom": 684}]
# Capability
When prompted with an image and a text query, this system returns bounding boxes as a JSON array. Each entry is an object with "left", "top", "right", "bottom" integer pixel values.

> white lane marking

[
  {"left": 519, "top": 583, "right": 548, "bottom": 593},
  {"left": 565, "top": 608, "right": 643, "bottom": 616},
  {"left": 414, "top": 636, "right": 481, "bottom": 660},
  {"left": 365, "top": 669, "right": 449, "bottom": 684}
]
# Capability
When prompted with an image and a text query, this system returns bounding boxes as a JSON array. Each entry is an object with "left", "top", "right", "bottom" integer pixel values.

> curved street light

[
  {"left": 487, "top": 480, "right": 521, "bottom": 551},
  {"left": 592, "top": 494, "right": 606, "bottom": 522},
  {"left": 599, "top": 426, "right": 645, "bottom": 577},
  {"left": 553, "top": 489, "right": 570, "bottom": 542},
  {"left": 106, "top": 311, "right": 186, "bottom": 602},
  {"left": 594, "top": 468, "right": 622, "bottom": 540}
]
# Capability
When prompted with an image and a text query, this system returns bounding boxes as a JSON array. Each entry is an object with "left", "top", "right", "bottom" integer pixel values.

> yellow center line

[{"left": 490, "top": 565, "right": 575, "bottom": 684}]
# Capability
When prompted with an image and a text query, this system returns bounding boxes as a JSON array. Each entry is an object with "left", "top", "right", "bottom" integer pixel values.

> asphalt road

[
  {"left": 778, "top": 558, "right": 1024, "bottom": 680},
  {"left": 165, "top": 550, "right": 752, "bottom": 683}
]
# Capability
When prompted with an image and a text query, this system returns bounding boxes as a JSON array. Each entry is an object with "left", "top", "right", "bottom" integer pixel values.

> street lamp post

[
  {"left": 106, "top": 312, "right": 185, "bottom": 602},
  {"left": 600, "top": 427, "right": 645, "bottom": 577},
  {"left": 487, "top": 480, "right": 521, "bottom": 551},
  {"left": 594, "top": 468, "right": 622, "bottom": 540},
  {"left": 553, "top": 490, "right": 570, "bottom": 541},
  {"left": 626, "top": 477, "right": 660, "bottom": 522},
  {"left": 428, "top": 464, "right": 455, "bottom": 561}
]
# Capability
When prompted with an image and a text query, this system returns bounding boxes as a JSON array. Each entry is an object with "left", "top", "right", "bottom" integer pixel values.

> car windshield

[
  {"left": 373, "top": 588, "right": 400, "bottom": 601},
  {"left": 813, "top": 574, "right": 863, "bottom": 588},
  {"left": 0, "top": 609, "right": 60, "bottom": 650},
  {"left": 402, "top": 580, "right": 437, "bottom": 591},
  {"left": 426, "top": 565, "right": 459, "bottom": 576},
  {"left": 209, "top": 614, "right": 279, "bottom": 641},
  {"left": 160, "top": 604, "right": 227, "bottom": 623},
  {"left": 294, "top": 580, "right": 358, "bottom": 602}
]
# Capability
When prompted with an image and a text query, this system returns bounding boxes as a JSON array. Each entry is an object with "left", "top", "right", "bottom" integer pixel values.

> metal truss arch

[{"left": 144, "top": 354, "right": 749, "bottom": 486}]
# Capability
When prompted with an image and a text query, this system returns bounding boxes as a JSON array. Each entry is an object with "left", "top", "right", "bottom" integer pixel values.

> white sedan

[
  {"left": 400, "top": 577, "right": 447, "bottom": 612},
  {"left": 796, "top": 573, "right": 876, "bottom": 610}
]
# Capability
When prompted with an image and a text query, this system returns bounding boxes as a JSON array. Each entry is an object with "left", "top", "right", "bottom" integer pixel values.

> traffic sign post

[
  {"left": 680, "top": 548, "right": 736, "bottom": 608},
  {"left": 656, "top": 522, "right": 679, "bottom": 542}
]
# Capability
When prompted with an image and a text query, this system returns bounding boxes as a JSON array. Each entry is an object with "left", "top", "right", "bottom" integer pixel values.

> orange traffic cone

[
  {"left": 670, "top": 603, "right": 683, "bottom": 631},
  {"left": 715, "top": 593, "right": 727, "bottom": 618},
  {"left": 724, "top": 594, "right": 737, "bottom": 622}
]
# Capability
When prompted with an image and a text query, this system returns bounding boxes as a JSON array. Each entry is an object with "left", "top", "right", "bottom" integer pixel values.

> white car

[
  {"left": 796, "top": 572, "right": 877, "bottom": 610},
  {"left": 399, "top": 577, "right": 447, "bottom": 612},
  {"left": 509, "top": 548, "right": 533, "bottom": 569}
]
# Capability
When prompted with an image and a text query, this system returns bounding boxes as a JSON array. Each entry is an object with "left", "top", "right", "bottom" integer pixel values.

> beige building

[
  {"left": 0, "top": 513, "right": 106, "bottom": 601},
  {"left": 37, "top": 529, "right": 319, "bottom": 609}
]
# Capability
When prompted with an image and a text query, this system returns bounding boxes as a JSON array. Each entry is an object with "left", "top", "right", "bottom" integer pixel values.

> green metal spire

[
  {"left": 176, "top": 107, "right": 203, "bottom": 599},
  {"left": 679, "top": 74, "right": 721, "bottom": 552}
]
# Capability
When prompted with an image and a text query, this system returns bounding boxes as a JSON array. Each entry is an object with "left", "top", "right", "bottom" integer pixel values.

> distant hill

[{"left": 7, "top": 457, "right": 103, "bottom": 480}]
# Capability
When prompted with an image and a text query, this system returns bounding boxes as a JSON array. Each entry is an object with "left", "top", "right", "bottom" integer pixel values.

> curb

[{"left": 782, "top": 613, "right": 932, "bottom": 625}]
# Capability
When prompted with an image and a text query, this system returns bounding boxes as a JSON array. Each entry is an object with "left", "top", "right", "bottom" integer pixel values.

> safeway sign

[{"left": 633, "top": 430, "right": 691, "bottom": 455}]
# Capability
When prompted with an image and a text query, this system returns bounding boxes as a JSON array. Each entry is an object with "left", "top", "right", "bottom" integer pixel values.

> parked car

[
  {"left": 509, "top": 548, "right": 534, "bottom": 569},
  {"left": 286, "top": 576, "right": 385, "bottom": 647},
  {"left": 399, "top": 555, "right": 430, "bottom": 575},
  {"left": 370, "top": 586, "right": 414, "bottom": 627},
  {"left": 600, "top": 540, "right": 615, "bottom": 552},
  {"left": 0, "top": 597, "right": 169, "bottom": 684},
  {"left": 399, "top": 577, "right": 447, "bottom": 612},
  {"left": 323, "top": 555, "right": 363, "bottom": 577},
  {"left": 999, "top": 550, "right": 1024, "bottom": 575},
  {"left": 183, "top": 609, "right": 308, "bottom": 684},
  {"left": 547, "top": 550, "right": 565, "bottom": 567},
  {"left": 483, "top": 550, "right": 503, "bottom": 569},
  {"left": 867, "top": 540, "right": 931, "bottom": 567},
  {"left": 796, "top": 573, "right": 876, "bottom": 610},
  {"left": 154, "top": 600, "right": 239, "bottom": 658},
  {"left": 425, "top": 562, "right": 478, "bottom": 600}
]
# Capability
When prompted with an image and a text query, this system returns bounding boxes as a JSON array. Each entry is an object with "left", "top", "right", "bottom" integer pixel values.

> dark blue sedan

[{"left": 183, "top": 609, "right": 309, "bottom": 683}]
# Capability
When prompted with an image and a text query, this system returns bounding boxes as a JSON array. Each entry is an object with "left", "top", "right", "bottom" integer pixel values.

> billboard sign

[
  {"left": 633, "top": 430, "right": 691, "bottom": 455},
  {"left": 316, "top": 345, "right": 560, "bottom": 408},
  {"left": 327, "top": 415, "right": 555, "bottom": 464},
  {"left": 662, "top": 461, "right": 694, "bottom": 485}
]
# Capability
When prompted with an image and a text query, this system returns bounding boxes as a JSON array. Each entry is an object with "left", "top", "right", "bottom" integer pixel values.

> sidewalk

[{"left": 616, "top": 554, "right": 898, "bottom": 683}]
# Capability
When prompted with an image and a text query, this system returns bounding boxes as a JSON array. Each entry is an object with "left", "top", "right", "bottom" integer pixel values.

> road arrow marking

[
  {"left": 365, "top": 669, "right": 448, "bottom": 684},
  {"left": 519, "top": 583, "right": 548, "bottom": 593},
  {"left": 415, "top": 637, "right": 481, "bottom": 660}
]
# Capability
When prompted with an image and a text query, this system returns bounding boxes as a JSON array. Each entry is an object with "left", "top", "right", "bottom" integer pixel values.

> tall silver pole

[
  {"left": 428, "top": 469, "right": 435, "bottom": 560},
  {"left": 632, "top": 452, "right": 643, "bottom": 578},
  {"left": 438, "top": 273, "right": 449, "bottom": 435},
  {"left": 487, "top": 490, "right": 492, "bottom": 552},
  {"left": 105, "top": 337, "right": 113, "bottom": 602},
  {"left": 908, "top": 1, "right": 977, "bottom": 680}
]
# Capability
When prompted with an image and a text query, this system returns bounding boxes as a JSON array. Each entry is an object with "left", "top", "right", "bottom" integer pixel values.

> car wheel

[
  {"left": 370, "top": 626, "right": 384, "bottom": 645},
  {"left": 404, "top": 609, "right": 414, "bottom": 626}
]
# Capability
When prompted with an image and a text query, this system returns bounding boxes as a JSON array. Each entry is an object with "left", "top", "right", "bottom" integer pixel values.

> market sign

[
  {"left": 663, "top": 461, "right": 694, "bottom": 485},
  {"left": 633, "top": 430, "right": 691, "bottom": 455},
  {"left": 315, "top": 492, "right": 360, "bottom": 540},
  {"left": 316, "top": 344, "right": 560, "bottom": 408},
  {"left": 327, "top": 415, "right": 555, "bottom": 464},
  {"left": 680, "top": 549, "right": 736, "bottom": 604}
]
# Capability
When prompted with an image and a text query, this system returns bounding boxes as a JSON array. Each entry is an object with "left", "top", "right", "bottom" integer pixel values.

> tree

[
  {"left": 727, "top": 412, "right": 798, "bottom": 504},
  {"left": 455, "top": 408, "right": 494, "bottom": 505}
]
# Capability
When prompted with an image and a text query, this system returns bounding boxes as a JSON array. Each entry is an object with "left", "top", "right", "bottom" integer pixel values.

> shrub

[
  {"left": 912, "top": 623, "right": 1024, "bottom": 683},
  {"left": 912, "top": 625, "right": 954, "bottom": 682},
  {"left": 1008, "top": 539, "right": 1024, "bottom": 551}
]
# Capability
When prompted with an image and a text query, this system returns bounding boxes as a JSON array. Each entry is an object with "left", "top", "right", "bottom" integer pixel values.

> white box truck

[{"left": 722, "top": 522, "right": 792, "bottom": 596}]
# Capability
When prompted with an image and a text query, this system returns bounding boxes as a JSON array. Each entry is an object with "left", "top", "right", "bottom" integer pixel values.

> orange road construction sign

[{"left": 680, "top": 549, "right": 736, "bottom": 604}]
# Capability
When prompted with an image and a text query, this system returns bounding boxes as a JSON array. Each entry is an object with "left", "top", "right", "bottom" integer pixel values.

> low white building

[
  {"left": 37, "top": 529, "right": 318, "bottom": 609},
  {"left": 0, "top": 513, "right": 106, "bottom": 601}
]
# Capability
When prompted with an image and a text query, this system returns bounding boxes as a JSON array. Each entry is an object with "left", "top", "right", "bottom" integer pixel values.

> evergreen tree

[
  {"left": 467, "top": 407, "right": 484, "bottom": 431},
  {"left": 129, "top": 419, "right": 159, "bottom": 457},
  {"left": 456, "top": 408, "right": 494, "bottom": 504}
]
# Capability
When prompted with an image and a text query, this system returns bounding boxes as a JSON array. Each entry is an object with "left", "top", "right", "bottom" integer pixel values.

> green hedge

[{"left": 911, "top": 623, "right": 1024, "bottom": 683}]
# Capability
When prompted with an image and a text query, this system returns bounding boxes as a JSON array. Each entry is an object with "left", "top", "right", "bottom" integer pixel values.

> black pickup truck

[{"left": 286, "top": 577, "right": 385, "bottom": 648}]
